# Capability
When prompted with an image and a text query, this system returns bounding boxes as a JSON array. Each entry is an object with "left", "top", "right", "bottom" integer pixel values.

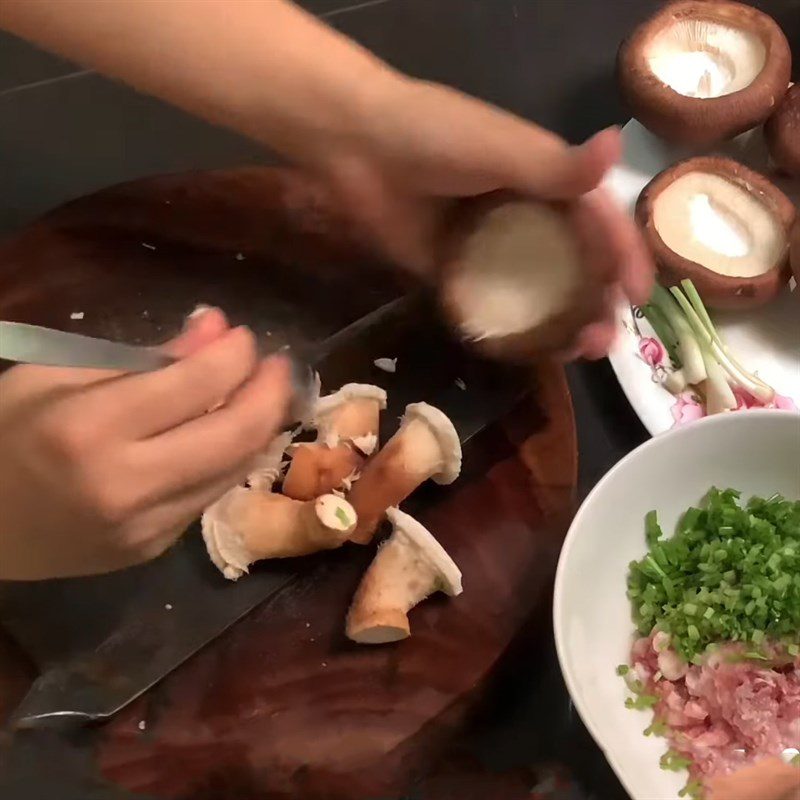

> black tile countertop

[{"left": 0, "top": 1, "right": 797, "bottom": 798}]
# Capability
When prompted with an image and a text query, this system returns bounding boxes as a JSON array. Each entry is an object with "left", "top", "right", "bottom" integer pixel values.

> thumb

[{"left": 512, "top": 126, "right": 622, "bottom": 199}]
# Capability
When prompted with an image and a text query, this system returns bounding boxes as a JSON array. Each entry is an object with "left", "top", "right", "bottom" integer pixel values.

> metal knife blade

[{"left": 0, "top": 321, "right": 174, "bottom": 372}]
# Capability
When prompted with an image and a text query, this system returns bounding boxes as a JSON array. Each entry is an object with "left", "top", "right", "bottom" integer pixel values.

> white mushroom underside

[
  {"left": 402, "top": 403, "right": 462, "bottom": 485},
  {"left": 449, "top": 202, "right": 582, "bottom": 340},
  {"left": 652, "top": 172, "right": 786, "bottom": 277},
  {"left": 646, "top": 20, "right": 766, "bottom": 99},
  {"left": 385, "top": 507, "right": 463, "bottom": 595}
]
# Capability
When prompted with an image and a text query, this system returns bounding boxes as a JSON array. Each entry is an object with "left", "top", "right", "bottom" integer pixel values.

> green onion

[
  {"left": 671, "top": 282, "right": 775, "bottom": 404},
  {"left": 660, "top": 750, "right": 693, "bottom": 772},
  {"left": 679, "top": 779, "right": 704, "bottom": 799},
  {"left": 626, "top": 694, "right": 659, "bottom": 710},
  {"left": 650, "top": 285, "right": 706, "bottom": 385},
  {"left": 628, "top": 490, "right": 800, "bottom": 660},
  {"left": 644, "top": 718, "right": 669, "bottom": 737},
  {"left": 616, "top": 664, "right": 630, "bottom": 676}
]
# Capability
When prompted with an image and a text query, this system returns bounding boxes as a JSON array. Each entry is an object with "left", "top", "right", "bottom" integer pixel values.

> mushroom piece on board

[
  {"left": 617, "top": 1, "right": 792, "bottom": 146},
  {"left": 346, "top": 402, "right": 462, "bottom": 545},
  {"left": 201, "top": 488, "right": 356, "bottom": 581},
  {"left": 346, "top": 507, "right": 463, "bottom": 644},
  {"left": 313, "top": 383, "right": 387, "bottom": 455},
  {"left": 281, "top": 441, "right": 364, "bottom": 501}
]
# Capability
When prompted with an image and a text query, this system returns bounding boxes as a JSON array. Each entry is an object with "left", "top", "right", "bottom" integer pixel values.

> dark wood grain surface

[{"left": 0, "top": 167, "right": 577, "bottom": 800}]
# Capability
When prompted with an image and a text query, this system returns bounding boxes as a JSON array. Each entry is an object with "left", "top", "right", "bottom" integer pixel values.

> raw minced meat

[{"left": 631, "top": 633, "right": 800, "bottom": 787}]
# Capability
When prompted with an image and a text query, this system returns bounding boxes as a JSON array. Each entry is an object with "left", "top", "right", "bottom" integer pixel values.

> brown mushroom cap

[
  {"left": 765, "top": 84, "right": 800, "bottom": 178},
  {"left": 617, "top": 1, "right": 792, "bottom": 146},
  {"left": 438, "top": 195, "right": 609, "bottom": 362},
  {"left": 635, "top": 156, "right": 795, "bottom": 309}
]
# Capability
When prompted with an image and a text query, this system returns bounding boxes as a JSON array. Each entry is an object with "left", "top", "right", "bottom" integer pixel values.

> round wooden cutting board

[{"left": 0, "top": 167, "right": 577, "bottom": 800}]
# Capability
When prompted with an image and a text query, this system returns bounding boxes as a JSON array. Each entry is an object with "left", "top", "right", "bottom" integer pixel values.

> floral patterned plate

[{"left": 603, "top": 120, "right": 800, "bottom": 436}]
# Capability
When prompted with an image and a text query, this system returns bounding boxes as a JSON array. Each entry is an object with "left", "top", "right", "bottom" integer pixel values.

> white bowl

[{"left": 554, "top": 410, "right": 800, "bottom": 800}]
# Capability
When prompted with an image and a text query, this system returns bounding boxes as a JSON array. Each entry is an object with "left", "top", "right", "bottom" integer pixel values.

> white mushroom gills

[
  {"left": 449, "top": 202, "right": 582, "bottom": 341},
  {"left": 652, "top": 171, "right": 787, "bottom": 277},
  {"left": 312, "top": 383, "right": 387, "bottom": 454},
  {"left": 646, "top": 20, "right": 766, "bottom": 99},
  {"left": 400, "top": 403, "right": 462, "bottom": 485},
  {"left": 346, "top": 507, "right": 463, "bottom": 645}
]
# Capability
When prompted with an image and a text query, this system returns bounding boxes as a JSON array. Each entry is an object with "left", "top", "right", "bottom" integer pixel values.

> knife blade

[{"left": 0, "top": 321, "right": 174, "bottom": 372}]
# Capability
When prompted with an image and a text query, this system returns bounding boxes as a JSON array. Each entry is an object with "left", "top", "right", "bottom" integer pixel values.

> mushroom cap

[
  {"left": 201, "top": 486, "right": 253, "bottom": 581},
  {"left": 617, "top": 1, "right": 792, "bottom": 146},
  {"left": 635, "top": 156, "right": 795, "bottom": 309},
  {"left": 314, "top": 383, "right": 388, "bottom": 418},
  {"left": 385, "top": 507, "right": 462, "bottom": 596},
  {"left": 765, "top": 84, "right": 800, "bottom": 178},
  {"left": 439, "top": 195, "right": 605, "bottom": 361},
  {"left": 401, "top": 402, "right": 462, "bottom": 485},
  {"left": 790, "top": 217, "right": 800, "bottom": 287}
]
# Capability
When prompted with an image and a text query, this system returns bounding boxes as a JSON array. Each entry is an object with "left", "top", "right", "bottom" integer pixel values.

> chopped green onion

[
  {"left": 626, "top": 694, "right": 659, "bottom": 710},
  {"left": 628, "top": 489, "right": 800, "bottom": 660},
  {"left": 616, "top": 664, "right": 630, "bottom": 676},
  {"left": 660, "top": 750, "right": 693, "bottom": 772}
]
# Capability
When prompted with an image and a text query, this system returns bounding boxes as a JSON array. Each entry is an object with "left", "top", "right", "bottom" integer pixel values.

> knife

[
  {"left": 0, "top": 321, "right": 175, "bottom": 372},
  {"left": 0, "top": 319, "right": 317, "bottom": 420},
  {"left": 4, "top": 293, "right": 530, "bottom": 730}
]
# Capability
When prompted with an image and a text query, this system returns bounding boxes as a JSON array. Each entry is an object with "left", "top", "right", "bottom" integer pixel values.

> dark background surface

[{"left": 0, "top": 1, "right": 797, "bottom": 798}]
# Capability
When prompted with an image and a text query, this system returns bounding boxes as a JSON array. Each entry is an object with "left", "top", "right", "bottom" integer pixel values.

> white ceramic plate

[
  {"left": 603, "top": 121, "right": 800, "bottom": 436},
  {"left": 554, "top": 410, "right": 800, "bottom": 800}
]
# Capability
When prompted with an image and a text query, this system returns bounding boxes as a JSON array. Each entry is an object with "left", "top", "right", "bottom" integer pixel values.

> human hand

[
  {"left": 0, "top": 307, "right": 291, "bottom": 580},
  {"left": 325, "top": 78, "right": 654, "bottom": 359}
]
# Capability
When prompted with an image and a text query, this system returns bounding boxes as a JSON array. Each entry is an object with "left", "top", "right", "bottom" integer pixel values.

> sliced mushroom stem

[
  {"left": 282, "top": 442, "right": 364, "bottom": 501},
  {"left": 346, "top": 403, "right": 462, "bottom": 545},
  {"left": 202, "top": 488, "right": 356, "bottom": 580},
  {"left": 313, "top": 384, "right": 387, "bottom": 454},
  {"left": 346, "top": 508, "right": 462, "bottom": 645}
]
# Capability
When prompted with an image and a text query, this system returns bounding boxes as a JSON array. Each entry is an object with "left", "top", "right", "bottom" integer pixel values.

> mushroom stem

[
  {"left": 346, "top": 508, "right": 462, "bottom": 644},
  {"left": 202, "top": 488, "right": 356, "bottom": 580},
  {"left": 313, "top": 383, "right": 387, "bottom": 455},
  {"left": 282, "top": 442, "right": 364, "bottom": 501},
  {"left": 346, "top": 403, "right": 462, "bottom": 545}
]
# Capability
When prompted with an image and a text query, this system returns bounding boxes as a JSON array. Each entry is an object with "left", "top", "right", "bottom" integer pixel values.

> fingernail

[
  {"left": 183, "top": 304, "right": 213, "bottom": 330},
  {"left": 188, "top": 303, "right": 212, "bottom": 319}
]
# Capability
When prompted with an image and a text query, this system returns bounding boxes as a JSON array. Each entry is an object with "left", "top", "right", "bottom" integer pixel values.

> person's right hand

[{"left": 0, "top": 307, "right": 291, "bottom": 580}]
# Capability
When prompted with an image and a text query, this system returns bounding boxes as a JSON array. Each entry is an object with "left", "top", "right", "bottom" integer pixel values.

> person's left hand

[{"left": 323, "top": 77, "right": 654, "bottom": 359}]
